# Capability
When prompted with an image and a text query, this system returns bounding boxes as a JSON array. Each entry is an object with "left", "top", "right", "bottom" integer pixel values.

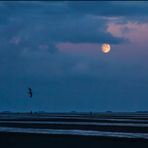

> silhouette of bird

[{"left": 28, "top": 88, "right": 32, "bottom": 98}]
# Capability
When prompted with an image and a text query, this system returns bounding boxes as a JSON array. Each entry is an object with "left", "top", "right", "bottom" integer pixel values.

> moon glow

[{"left": 102, "top": 43, "right": 111, "bottom": 54}]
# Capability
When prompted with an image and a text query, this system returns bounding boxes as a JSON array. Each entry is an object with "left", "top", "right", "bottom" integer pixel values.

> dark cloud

[
  {"left": 67, "top": 2, "right": 148, "bottom": 20},
  {"left": 0, "top": 2, "right": 127, "bottom": 45}
]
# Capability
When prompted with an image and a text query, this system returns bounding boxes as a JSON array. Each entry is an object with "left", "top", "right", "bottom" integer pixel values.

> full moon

[{"left": 102, "top": 43, "right": 111, "bottom": 54}]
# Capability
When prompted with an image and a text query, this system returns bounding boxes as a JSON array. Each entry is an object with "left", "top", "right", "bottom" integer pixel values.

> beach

[{"left": 0, "top": 113, "right": 148, "bottom": 148}]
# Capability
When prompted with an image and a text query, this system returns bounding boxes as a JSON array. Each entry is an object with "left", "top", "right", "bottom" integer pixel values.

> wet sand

[{"left": 0, "top": 113, "right": 148, "bottom": 148}]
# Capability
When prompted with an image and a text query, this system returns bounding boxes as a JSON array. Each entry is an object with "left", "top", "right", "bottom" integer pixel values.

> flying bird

[{"left": 28, "top": 88, "right": 33, "bottom": 98}]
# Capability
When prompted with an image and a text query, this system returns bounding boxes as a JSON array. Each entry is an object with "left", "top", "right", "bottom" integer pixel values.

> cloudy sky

[{"left": 0, "top": 1, "right": 148, "bottom": 112}]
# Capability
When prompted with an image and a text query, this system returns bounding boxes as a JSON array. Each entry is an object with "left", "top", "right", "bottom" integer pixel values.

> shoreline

[{"left": 0, "top": 113, "right": 148, "bottom": 147}]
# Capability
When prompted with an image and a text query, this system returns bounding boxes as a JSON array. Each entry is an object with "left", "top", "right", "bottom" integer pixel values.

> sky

[{"left": 0, "top": 1, "right": 148, "bottom": 112}]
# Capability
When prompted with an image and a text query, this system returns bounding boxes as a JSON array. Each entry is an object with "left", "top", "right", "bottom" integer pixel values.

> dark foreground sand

[{"left": 0, "top": 132, "right": 148, "bottom": 148}]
